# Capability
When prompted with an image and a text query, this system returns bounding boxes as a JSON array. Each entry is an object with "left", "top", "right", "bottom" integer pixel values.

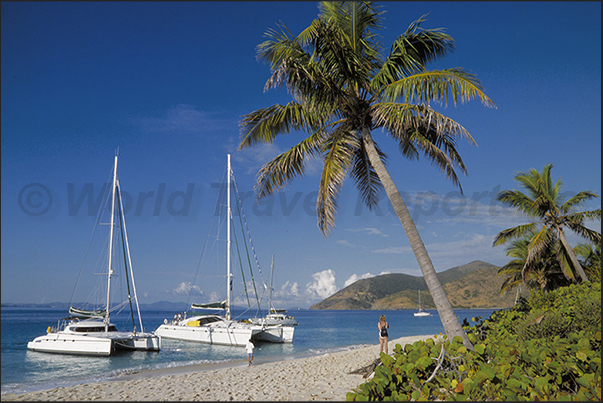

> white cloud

[
  {"left": 343, "top": 272, "right": 376, "bottom": 287},
  {"left": 305, "top": 269, "right": 339, "bottom": 299},
  {"left": 208, "top": 291, "right": 220, "bottom": 302},
  {"left": 346, "top": 227, "right": 389, "bottom": 237},
  {"left": 274, "top": 281, "right": 300, "bottom": 297},
  {"left": 172, "top": 281, "right": 203, "bottom": 296},
  {"left": 373, "top": 246, "right": 410, "bottom": 254},
  {"left": 133, "top": 104, "right": 227, "bottom": 134},
  {"left": 336, "top": 239, "right": 355, "bottom": 248}
]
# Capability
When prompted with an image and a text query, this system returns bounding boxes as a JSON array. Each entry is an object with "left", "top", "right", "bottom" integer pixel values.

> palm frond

[
  {"left": 564, "top": 219, "right": 602, "bottom": 245},
  {"left": 560, "top": 191, "right": 600, "bottom": 215},
  {"left": 316, "top": 128, "right": 359, "bottom": 235},
  {"left": 350, "top": 137, "right": 386, "bottom": 210},
  {"left": 372, "top": 102, "right": 476, "bottom": 192},
  {"left": 371, "top": 13, "right": 455, "bottom": 89},
  {"left": 495, "top": 189, "right": 542, "bottom": 219},
  {"left": 239, "top": 103, "right": 322, "bottom": 149},
  {"left": 524, "top": 226, "right": 554, "bottom": 271},
  {"left": 382, "top": 69, "right": 496, "bottom": 108},
  {"left": 254, "top": 131, "right": 326, "bottom": 199},
  {"left": 493, "top": 223, "right": 538, "bottom": 246}
]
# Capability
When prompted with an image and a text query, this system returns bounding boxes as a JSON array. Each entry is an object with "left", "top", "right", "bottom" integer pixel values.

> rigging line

[
  {"left": 117, "top": 179, "right": 144, "bottom": 332},
  {"left": 231, "top": 174, "right": 269, "bottom": 296},
  {"left": 230, "top": 217, "right": 252, "bottom": 310},
  {"left": 69, "top": 167, "right": 114, "bottom": 308},
  {"left": 116, "top": 180, "right": 137, "bottom": 332},
  {"left": 231, "top": 176, "right": 263, "bottom": 316},
  {"left": 186, "top": 165, "right": 227, "bottom": 310}
]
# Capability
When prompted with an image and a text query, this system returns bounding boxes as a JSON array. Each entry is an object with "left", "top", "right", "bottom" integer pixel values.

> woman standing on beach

[{"left": 378, "top": 315, "right": 389, "bottom": 355}]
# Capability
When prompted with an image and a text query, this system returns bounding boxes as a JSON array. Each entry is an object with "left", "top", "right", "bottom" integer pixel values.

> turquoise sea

[{"left": 1, "top": 307, "right": 496, "bottom": 396}]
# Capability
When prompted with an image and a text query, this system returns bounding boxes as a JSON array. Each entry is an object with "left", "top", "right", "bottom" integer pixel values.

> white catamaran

[
  {"left": 27, "top": 152, "right": 161, "bottom": 356},
  {"left": 154, "top": 154, "right": 293, "bottom": 346}
]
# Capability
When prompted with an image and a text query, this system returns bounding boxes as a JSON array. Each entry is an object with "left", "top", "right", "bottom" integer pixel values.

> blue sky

[{"left": 2, "top": 1, "right": 601, "bottom": 309}]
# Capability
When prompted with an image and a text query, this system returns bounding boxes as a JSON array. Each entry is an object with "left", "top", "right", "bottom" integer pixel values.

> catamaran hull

[
  {"left": 154, "top": 324, "right": 258, "bottom": 347},
  {"left": 114, "top": 333, "right": 161, "bottom": 351},
  {"left": 27, "top": 332, "right": 161, "bottom": 356},
  {"left": 256, "top": 326, "right": 294, "bottom": 343},
  {"left": 27, "top": 333, "right": 114, "bottom": 356}
]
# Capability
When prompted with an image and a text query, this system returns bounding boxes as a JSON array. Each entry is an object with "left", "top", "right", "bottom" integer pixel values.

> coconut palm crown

[
  {"left": 493, "top": 164, "right": 601, "bottom": 284},
  {"left": 239, "top": 2, "right": 495, "bottom": 349}
]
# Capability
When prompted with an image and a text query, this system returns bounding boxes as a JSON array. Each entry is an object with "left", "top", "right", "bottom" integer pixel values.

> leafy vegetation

[{"left": 347, "top": 282, "right": 601, "bottom": 400}]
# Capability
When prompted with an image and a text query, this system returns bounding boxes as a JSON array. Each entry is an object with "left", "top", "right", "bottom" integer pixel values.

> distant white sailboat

[
  {"left": 154, "top": 154, "right": 293, "bottom": 346},
  {"left": 413, "top": 290, "right": 432, "bottom": 317},
  {"left": 27, "top": 152, "right": 161, "bottom": 356}
]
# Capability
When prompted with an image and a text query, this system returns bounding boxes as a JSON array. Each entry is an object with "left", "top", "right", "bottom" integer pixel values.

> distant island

[{"left": 310, "top": 260, "right": 521, "bottom": 310}]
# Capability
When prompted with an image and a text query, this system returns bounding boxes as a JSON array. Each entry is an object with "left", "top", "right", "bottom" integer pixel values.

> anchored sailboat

[
  {"left": 413, "top": 290, "right": 432, "bottom": 317},
  {"left": 154, "top": 154, "right": 293, "bottom": 345},
  {"left": 249, "top": 255, "right": 298, "bottom": 327},
  {"left": 27, "top": 152, "right": 161, "bottom": 356}
]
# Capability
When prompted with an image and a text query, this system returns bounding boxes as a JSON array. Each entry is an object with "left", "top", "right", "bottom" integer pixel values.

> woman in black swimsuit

[{"left": 378, "top": 314, "right": 389, "bottom": 354}]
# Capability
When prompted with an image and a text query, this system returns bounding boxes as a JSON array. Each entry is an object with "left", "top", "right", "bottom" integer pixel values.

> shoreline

[{"left": 1, "top": 334, "right": 436, "bottom": 401}]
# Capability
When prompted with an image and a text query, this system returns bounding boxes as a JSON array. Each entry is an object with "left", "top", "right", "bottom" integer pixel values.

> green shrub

[{"left": 347, "top": 282, "right": 601, "bottom": 401}]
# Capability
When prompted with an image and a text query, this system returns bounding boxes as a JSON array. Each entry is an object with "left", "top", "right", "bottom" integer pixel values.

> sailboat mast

[
  {"left": 226, "top": 154, "right": 232, "bottom": 320},
  {"left": 105, "top": 153, "right": 118, "bottom": 331},
  {"left": 269, "top": 255, "right": 274, "bottom": 313}
]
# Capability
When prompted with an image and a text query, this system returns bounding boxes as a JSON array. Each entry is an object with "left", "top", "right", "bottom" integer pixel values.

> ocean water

[{"left": 1, "top": 307, "right": 496, "bottom": 396}]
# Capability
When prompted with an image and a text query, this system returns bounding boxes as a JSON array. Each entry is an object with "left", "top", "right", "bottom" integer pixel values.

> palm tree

[
  {"left": 493, "top": 164, "right": 601, "bottom": 284},
  {"left": 238, "top": 2, "right": 494, "bottom": 349},
  {"left": 498, "top": 233, "right": 570, "bottom": 294}
]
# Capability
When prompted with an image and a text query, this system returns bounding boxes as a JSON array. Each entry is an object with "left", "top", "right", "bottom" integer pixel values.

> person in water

[{"left": 378, "top": 314, "right": 389, "bottom": 355}]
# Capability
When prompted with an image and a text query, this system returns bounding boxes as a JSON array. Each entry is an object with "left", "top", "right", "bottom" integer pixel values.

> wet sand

[{"left": 1, "top": 334, "right": 435, "bottom": 401}]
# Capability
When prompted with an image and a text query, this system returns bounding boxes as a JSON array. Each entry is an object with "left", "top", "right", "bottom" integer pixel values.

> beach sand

[{"left": 1, "top": 334, "right": 435, "bottom": 401}]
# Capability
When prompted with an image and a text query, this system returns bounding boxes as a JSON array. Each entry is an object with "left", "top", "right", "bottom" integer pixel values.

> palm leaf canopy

[
  {"left": 239, "top": 1, "right": 495, "bottom": 235},
  {"left": 494, "top": 164, "right": 601, "bottom": 247},
  {"left": 494, "top": 164, "right": 600, "bottom": 285}
]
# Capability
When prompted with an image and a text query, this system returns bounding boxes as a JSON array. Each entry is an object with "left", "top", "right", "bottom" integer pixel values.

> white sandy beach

[{"left": 1, "top": 334, "right": 435, "bottom": 401}]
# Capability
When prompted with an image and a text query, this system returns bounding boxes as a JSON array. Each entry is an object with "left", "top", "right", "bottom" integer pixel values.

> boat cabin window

[
  {"left": 198, "top": 317, "right": 222, "bottom": 325},
  {"left": 73, "top": 325, "right": 117, "bottom": 332}
]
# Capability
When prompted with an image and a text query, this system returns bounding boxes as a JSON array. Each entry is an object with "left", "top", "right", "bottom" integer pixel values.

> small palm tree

[
  {"left": 494, "top": 164, "right": 601, "bottom": 283},
  {"left": 498, "top": 233, "right": 570, "bottom": 294},
  {"left": 238, "top": 2, "right": 494, "bottom": 349}
]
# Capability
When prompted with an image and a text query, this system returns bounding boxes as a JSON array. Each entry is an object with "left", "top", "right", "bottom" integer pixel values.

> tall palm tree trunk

[
  {"left": 558, "top": 228, "right": 589, "bottom": 283},
  {"left": 362, "top": 129, "right": 474, "bottom": 350}
]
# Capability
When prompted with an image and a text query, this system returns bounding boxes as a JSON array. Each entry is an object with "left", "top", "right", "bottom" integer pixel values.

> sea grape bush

[{"left": 347, "top": 282, "right": 601, "bottom": 401}]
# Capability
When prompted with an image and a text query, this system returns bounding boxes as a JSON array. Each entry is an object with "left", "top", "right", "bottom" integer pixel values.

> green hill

[{"left": 310, "top": 260, "right": 519, "bottom": 310}]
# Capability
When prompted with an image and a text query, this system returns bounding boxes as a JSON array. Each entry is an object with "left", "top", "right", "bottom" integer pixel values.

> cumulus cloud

[
  {"left": 172, "top": 281, "right": 203, "bottom": 296},
  {"left": 305, "top": 269, "right": 339, "bottom": 299},
  {"left": 279, "top": 281, "right": 300, "bottom": 296}
]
